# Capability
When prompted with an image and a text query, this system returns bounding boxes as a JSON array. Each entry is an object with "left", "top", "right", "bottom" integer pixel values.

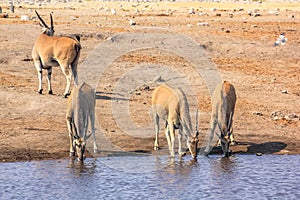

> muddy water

[{"left": 1, "top": 155, "right": 299, "bottom": 199}]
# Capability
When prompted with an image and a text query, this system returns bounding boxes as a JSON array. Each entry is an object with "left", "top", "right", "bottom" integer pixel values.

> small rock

[
  {"left": 268, "top": 11, "right": 279, "bottom": 16},
  {"left": 198, "top": 12, "right": 208, "bottom": 16},
  {"left": 188, "top": 7, "right": 195, "bottom": 14},
  {"left": 198, "top": 22, "right": 209, "bottom": 26},
  {"left": 129, "top": 19, "right": 136, "bottom": 26},
  {"left": 271, "top": 111, "right": 285, "bottom": 120},
  {"left": 106, "top": 37, "right": 114, "bottom": 42},
  {"left": 274, "top": 33, "right": 287, "bottom": 46},
  {"left": 253, "top": 111, "right": 263, "bottom": 116},
  {"left": 0, "top": 13, "right": 8, "bottom": 18},
  {"left": 70, "top": 16, "right": 77, "bottom": 21},
  {"left": 253, "top": 13, "right": 261, "bottom": 17},
  {"left": 288, "top": 15, "right": 295, "bottom": 19},
  {"left": 111, "top": 9, "right": 116, "bottom": 15},
  {"left": 143, "top": 85, "right": 150, "bottom": 90},
  {"left": 281, "top": 90, "right": 288, "bottom": 94},
  {"left": 248, "top": 10, "right": 261, "bottom": 17},
  {"left": 20, "top": 15, "right": 30, "bottom": 21},
  {"left": 135, "top": 92, "right": 141, "bottom": 95},
  {"left": 285, "top": 113, "right": 298, "bottom": 120}
]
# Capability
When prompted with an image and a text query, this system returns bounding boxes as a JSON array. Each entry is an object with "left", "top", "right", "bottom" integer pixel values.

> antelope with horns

[
  {"left": 152, "top": 84, "right": 199, "bottom": 159},
  {"left": 32, "top": 11, "right": 81, "bottom": 98},
  {"left": 204, "top": 81, "right": 236, "bottom": 157},
  {"left": 66, "top": 82, "right": 98, "bottom": 161}
]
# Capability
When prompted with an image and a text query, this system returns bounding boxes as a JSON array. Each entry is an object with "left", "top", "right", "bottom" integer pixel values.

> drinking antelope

[
  {"left": 152, "top": 84, "right": 199, "bottom": 159},
  {"left": 66, "top": 82, "right": 98, "bottom": 161},
  {"left": 204, "top": 81, "right": 236, "bottom": 157},
  {"left": 32, "top": 11, "right": 81, "bottom": 98}
]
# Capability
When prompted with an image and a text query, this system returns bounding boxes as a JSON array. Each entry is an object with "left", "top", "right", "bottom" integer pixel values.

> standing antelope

[
  {"left": 66, "top": 82, "right": 98, "bottom": 161},
  {"left": 152, "top": 84, "right": 199, "bottom": 159},
  {"left": 32, "top": 11, "right": 81, "bottom": 98},
  {"left": 204, "top": 81, "right": 236, "bottom": 157}
]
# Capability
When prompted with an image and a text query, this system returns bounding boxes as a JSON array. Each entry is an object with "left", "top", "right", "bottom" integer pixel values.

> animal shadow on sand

[
  {"left": 243, "top": 141, "right": 287, "bottom": 154},
  {"left": 95, "top": 91, "right": 129, "bottom": 101},
  {"left": 199, "top": 141, "right": 287, "bottom": 155}
]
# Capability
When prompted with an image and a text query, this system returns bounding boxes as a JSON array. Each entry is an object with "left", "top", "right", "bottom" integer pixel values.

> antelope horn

[
  {"left": 227, "top": 112, "right": 233, "bottom": 133},
  {"left": 217, "top": 121, "right": 222, "bottom": 134},
  {"left": 214, "top": 127, "right": 227, "bottom": 143},
  {"left": 50, "top": 13, "right": 54, "bottom": 29},
  {"left": 195, "top": 109, "right": 199, "bottom": 131},
  {"left": 215, "top": 132, "right": 226, "bottom": 143},
  {"left": 35, "top": 10, "right": 49, "bottom": 29}
]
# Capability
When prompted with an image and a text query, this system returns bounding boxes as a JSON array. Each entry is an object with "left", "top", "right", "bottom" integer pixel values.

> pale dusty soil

[{"left": 0, "top": 1, "right": 299, "bottom": 162}]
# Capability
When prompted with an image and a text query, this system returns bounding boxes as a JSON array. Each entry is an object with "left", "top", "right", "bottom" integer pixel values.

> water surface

[{"left": 1, "top": 155, "right": 299, "bottom": 199}]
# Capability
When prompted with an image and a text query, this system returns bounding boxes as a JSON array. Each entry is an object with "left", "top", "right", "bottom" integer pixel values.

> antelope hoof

[
  {"left": 70, "top": 152, "right": 75, "bottom": 157},
  {"left": 180, "top": 152, "right": 186, "bottom": 157},
  {"left": 48, "top": 90, "right": 53, "bottom": 95},
  {"left": 203, "top": 151, "right": 209, "bottom": 156},
  {"left": 154, "top": 146, "right": 160, "bottom": 151},
  {"left": 230, "top": 141, "right": 237, "bottom": 146},
  {"left": 225, "top": 151, "right": 232, "bottom": 157},
  {"left": 63, "top": 93, "right": 70, "bottom": 98},
  {"left": 37, "top": 89, "right": 43, "bottom": 94},
  {"left": 93, "top": 149, "right": 99, "bottom": 154}
]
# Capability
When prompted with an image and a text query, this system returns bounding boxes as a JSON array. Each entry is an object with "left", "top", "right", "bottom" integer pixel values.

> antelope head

[
  {"left": 216, "top": 122, "right": 231, "bottom": 157},
  {"left": 35, "top": 10, "right": 54, "bottom": 36},
  {"left": 188, "top": 110, "right": 200, "bottom": 159},
  {"left": 73, "top": 137, "right": 86, "bottom": 162}
]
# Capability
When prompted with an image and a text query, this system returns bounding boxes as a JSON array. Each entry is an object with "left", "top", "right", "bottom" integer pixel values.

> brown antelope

[
  {"left": 66, "top": 82, "right": 98, "bottom": 161},
  {"left": 204, "top": 81, "right": 236, "bottom": 157},
  {"left": 32, "top": 11, "right": 81, "bottom": 98},
  {"left": 152, "top": 84, "right": 199, "bottom": 159}
]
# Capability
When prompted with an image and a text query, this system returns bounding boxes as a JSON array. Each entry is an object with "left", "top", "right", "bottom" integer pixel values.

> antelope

[
  {"left": 66, "top": 82, "right": 98, "bottom": 161},
  {"left": 204, "top": 81, "right": 236, "bottom": 157},
  {"left": 152, "top": 84, "right": 199, "bottom": 159},
  {"left": 32, "top": 10, "right": 81, "bottom": 98}
]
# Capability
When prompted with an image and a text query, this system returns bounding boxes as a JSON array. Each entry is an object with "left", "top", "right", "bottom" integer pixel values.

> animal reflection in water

[
  {"left": 66, "top": 82, "right": 98, "bottom": 161},
  {"left": 68, "top": 157, "right": 97, "bottom": 176},
  {"left": 204, "top": 81, "right": 237, "bottom": 157},
  {"left": 151, "top": 84, "right": 199, "bottom": 159},
  {"left": 210, "top": 156, "right": 237, "bottom": 175},
  {"left": 163, "top": 158, "right": 199, "bottom": 175}
]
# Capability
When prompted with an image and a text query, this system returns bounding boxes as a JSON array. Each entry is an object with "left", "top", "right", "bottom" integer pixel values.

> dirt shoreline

[{"left": 0, "top": 1, "right": 299, "bottom": 162}]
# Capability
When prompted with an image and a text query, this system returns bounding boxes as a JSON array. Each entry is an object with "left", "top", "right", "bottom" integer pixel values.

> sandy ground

[{"left": 0, "top": 1, "right": 299, "bottom": 162}]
